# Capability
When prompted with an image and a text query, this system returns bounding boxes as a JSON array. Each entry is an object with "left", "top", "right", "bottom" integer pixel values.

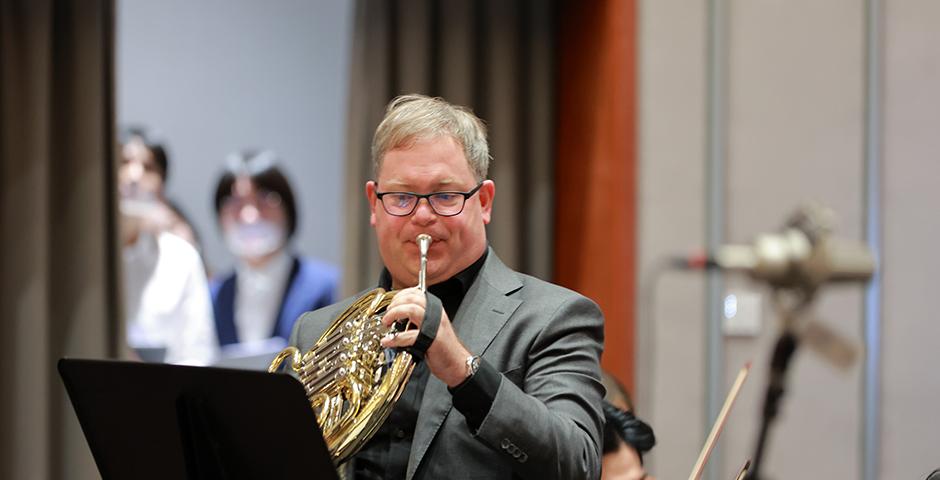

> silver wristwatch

[{"left": 465, "top": 355, "right": 481, "bottom": 379}]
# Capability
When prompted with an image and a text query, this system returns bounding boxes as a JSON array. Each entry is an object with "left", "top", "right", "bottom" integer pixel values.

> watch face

[{"left": 467, "top": 355, "right": 480, "bottom": 376}]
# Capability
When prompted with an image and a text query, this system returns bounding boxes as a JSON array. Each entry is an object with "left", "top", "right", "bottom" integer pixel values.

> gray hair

[{"left": 371, "top": 94, "right": 490, "bottom": 181}]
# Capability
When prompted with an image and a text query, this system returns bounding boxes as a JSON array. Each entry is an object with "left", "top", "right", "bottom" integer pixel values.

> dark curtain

[
  {"left": 342, "top": 0, "right": 557, "bottom": 293},
  {"left": 0, "top": 1, "right": 117, "bottom": 478}
]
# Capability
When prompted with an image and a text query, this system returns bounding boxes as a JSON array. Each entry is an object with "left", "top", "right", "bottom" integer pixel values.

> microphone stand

[{"left": 745, "top": 289, "right": 812, "bottom": 480}]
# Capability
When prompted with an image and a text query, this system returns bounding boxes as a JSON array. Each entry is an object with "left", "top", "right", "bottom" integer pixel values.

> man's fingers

[
  {"left": 381, "top": 303, "right": 425, "bottom": 328},
  {"left": 387, "top": 288, "right": 426, "bottom": 310},
  {"left": 380, "top": 329, "right": 418, "bottom": 348}
]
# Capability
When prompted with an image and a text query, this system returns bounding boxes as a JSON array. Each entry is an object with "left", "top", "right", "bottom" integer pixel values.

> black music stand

[{"left": 58, "top": 358, "right": 338, "bottom": 480}]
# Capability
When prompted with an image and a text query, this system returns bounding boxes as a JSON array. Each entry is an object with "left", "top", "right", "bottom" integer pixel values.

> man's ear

[
  {"left": 365, "top": 181, "right": 378, "bottom": 227},
  {"left": 478, "top": 180, "right": 495, "bottom": 224}
]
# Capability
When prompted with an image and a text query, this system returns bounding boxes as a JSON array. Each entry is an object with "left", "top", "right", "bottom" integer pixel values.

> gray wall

[
  {"left": 639, "top": 1, "right": 940, "bottom": 479},
  {"left": 117, "top": 0, "right": 353, "bottom": 275},
  {"left": 881, "top": 1, "right": 940, "bottom": 475}
]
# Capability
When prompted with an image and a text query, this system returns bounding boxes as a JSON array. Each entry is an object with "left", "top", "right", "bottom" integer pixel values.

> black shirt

[{"left": 352, "top": 249, "right": 499, "bottom": 479}]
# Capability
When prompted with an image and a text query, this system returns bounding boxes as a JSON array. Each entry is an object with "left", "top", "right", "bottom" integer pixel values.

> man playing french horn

[{"left": 288, "top": 94, "right": 605, "bottom": 479}]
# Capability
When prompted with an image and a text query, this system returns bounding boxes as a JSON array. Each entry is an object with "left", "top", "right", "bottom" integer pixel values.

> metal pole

[
  {"left": 862, "top": 0, "right": 883, "bottom": 479},
  {"left": 705, "top": 0, "right": 728, "bottom": 478}
]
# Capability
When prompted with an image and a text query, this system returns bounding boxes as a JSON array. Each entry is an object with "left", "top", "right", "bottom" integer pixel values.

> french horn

[{"left": 268, "top": 234, "right": 432, "bottom": 464}]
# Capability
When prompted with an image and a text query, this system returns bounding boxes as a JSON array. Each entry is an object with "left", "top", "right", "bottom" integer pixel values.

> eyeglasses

[{"left": 375, "top": 182, "right": 484, "bottom": 217}]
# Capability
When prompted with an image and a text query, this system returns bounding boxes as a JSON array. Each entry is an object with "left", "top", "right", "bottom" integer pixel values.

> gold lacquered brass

[{"left": 269, "top": 234, "right": 432, "bottom": 465}]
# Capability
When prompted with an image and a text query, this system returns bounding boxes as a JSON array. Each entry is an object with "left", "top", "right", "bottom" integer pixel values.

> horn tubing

[{"left": 267, "top": 234, "right": 432, "bottom": 464}]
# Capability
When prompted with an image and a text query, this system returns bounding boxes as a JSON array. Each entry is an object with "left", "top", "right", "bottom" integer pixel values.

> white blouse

[{"left": 123, "top": 231, "right": 218, "bottom": 365}]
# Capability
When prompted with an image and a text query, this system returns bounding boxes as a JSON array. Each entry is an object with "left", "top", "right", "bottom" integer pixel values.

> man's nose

[{"left": 411, "top": 198, "right": 437, "bottom": 224}]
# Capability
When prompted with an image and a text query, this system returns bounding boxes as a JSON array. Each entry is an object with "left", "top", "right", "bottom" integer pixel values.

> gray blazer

[{"left": 289, "top": 249, "right": 605, "bottom": 480}]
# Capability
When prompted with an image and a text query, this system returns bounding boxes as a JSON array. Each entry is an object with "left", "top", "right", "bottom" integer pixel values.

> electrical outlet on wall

[{"left": 722, "top": 291, "right": 763, "bottom": 337}]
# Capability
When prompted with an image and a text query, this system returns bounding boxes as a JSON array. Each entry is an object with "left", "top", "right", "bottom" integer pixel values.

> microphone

[{"left": 676, "top": 206, "right": 875, "bottom": 290}]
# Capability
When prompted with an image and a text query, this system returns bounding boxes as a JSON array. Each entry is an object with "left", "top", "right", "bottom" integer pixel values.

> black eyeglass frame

[{"left": 374, "top": 181, "right": 485, "bottom": 217}]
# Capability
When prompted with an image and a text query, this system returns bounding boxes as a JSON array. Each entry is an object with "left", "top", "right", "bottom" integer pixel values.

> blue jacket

[{"left": 210, "top": 256, "right": 338, "bottom": 346}]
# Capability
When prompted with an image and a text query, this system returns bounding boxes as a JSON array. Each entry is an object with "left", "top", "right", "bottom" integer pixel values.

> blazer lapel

[
  {"left": 213, "top": 275, "right": 239, "bottom": 346},
  {"left": 406, "top": 250, "right": 523, "bottom": 479},
  {"left": 272, "top": 257, "right": 302, "bottom": 340}
]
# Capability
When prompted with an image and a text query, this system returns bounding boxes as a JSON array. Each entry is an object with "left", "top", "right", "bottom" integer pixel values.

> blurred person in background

[
  {"left": 601, "top": 371, "right": 657, "bottom": 480},
  {"left": 210, "top": 150, "right": 338, "bottom": 354},
  {"left": 118, "top": 127, "right": 218, "bottom": 365},
  {"left": 119, "top": 127, "right": 201, "bottom": 249}
]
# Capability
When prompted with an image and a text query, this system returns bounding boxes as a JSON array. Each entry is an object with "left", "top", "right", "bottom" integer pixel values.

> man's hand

[{"left": 380, "top": 287, "right": 472, "bottom": 387}]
